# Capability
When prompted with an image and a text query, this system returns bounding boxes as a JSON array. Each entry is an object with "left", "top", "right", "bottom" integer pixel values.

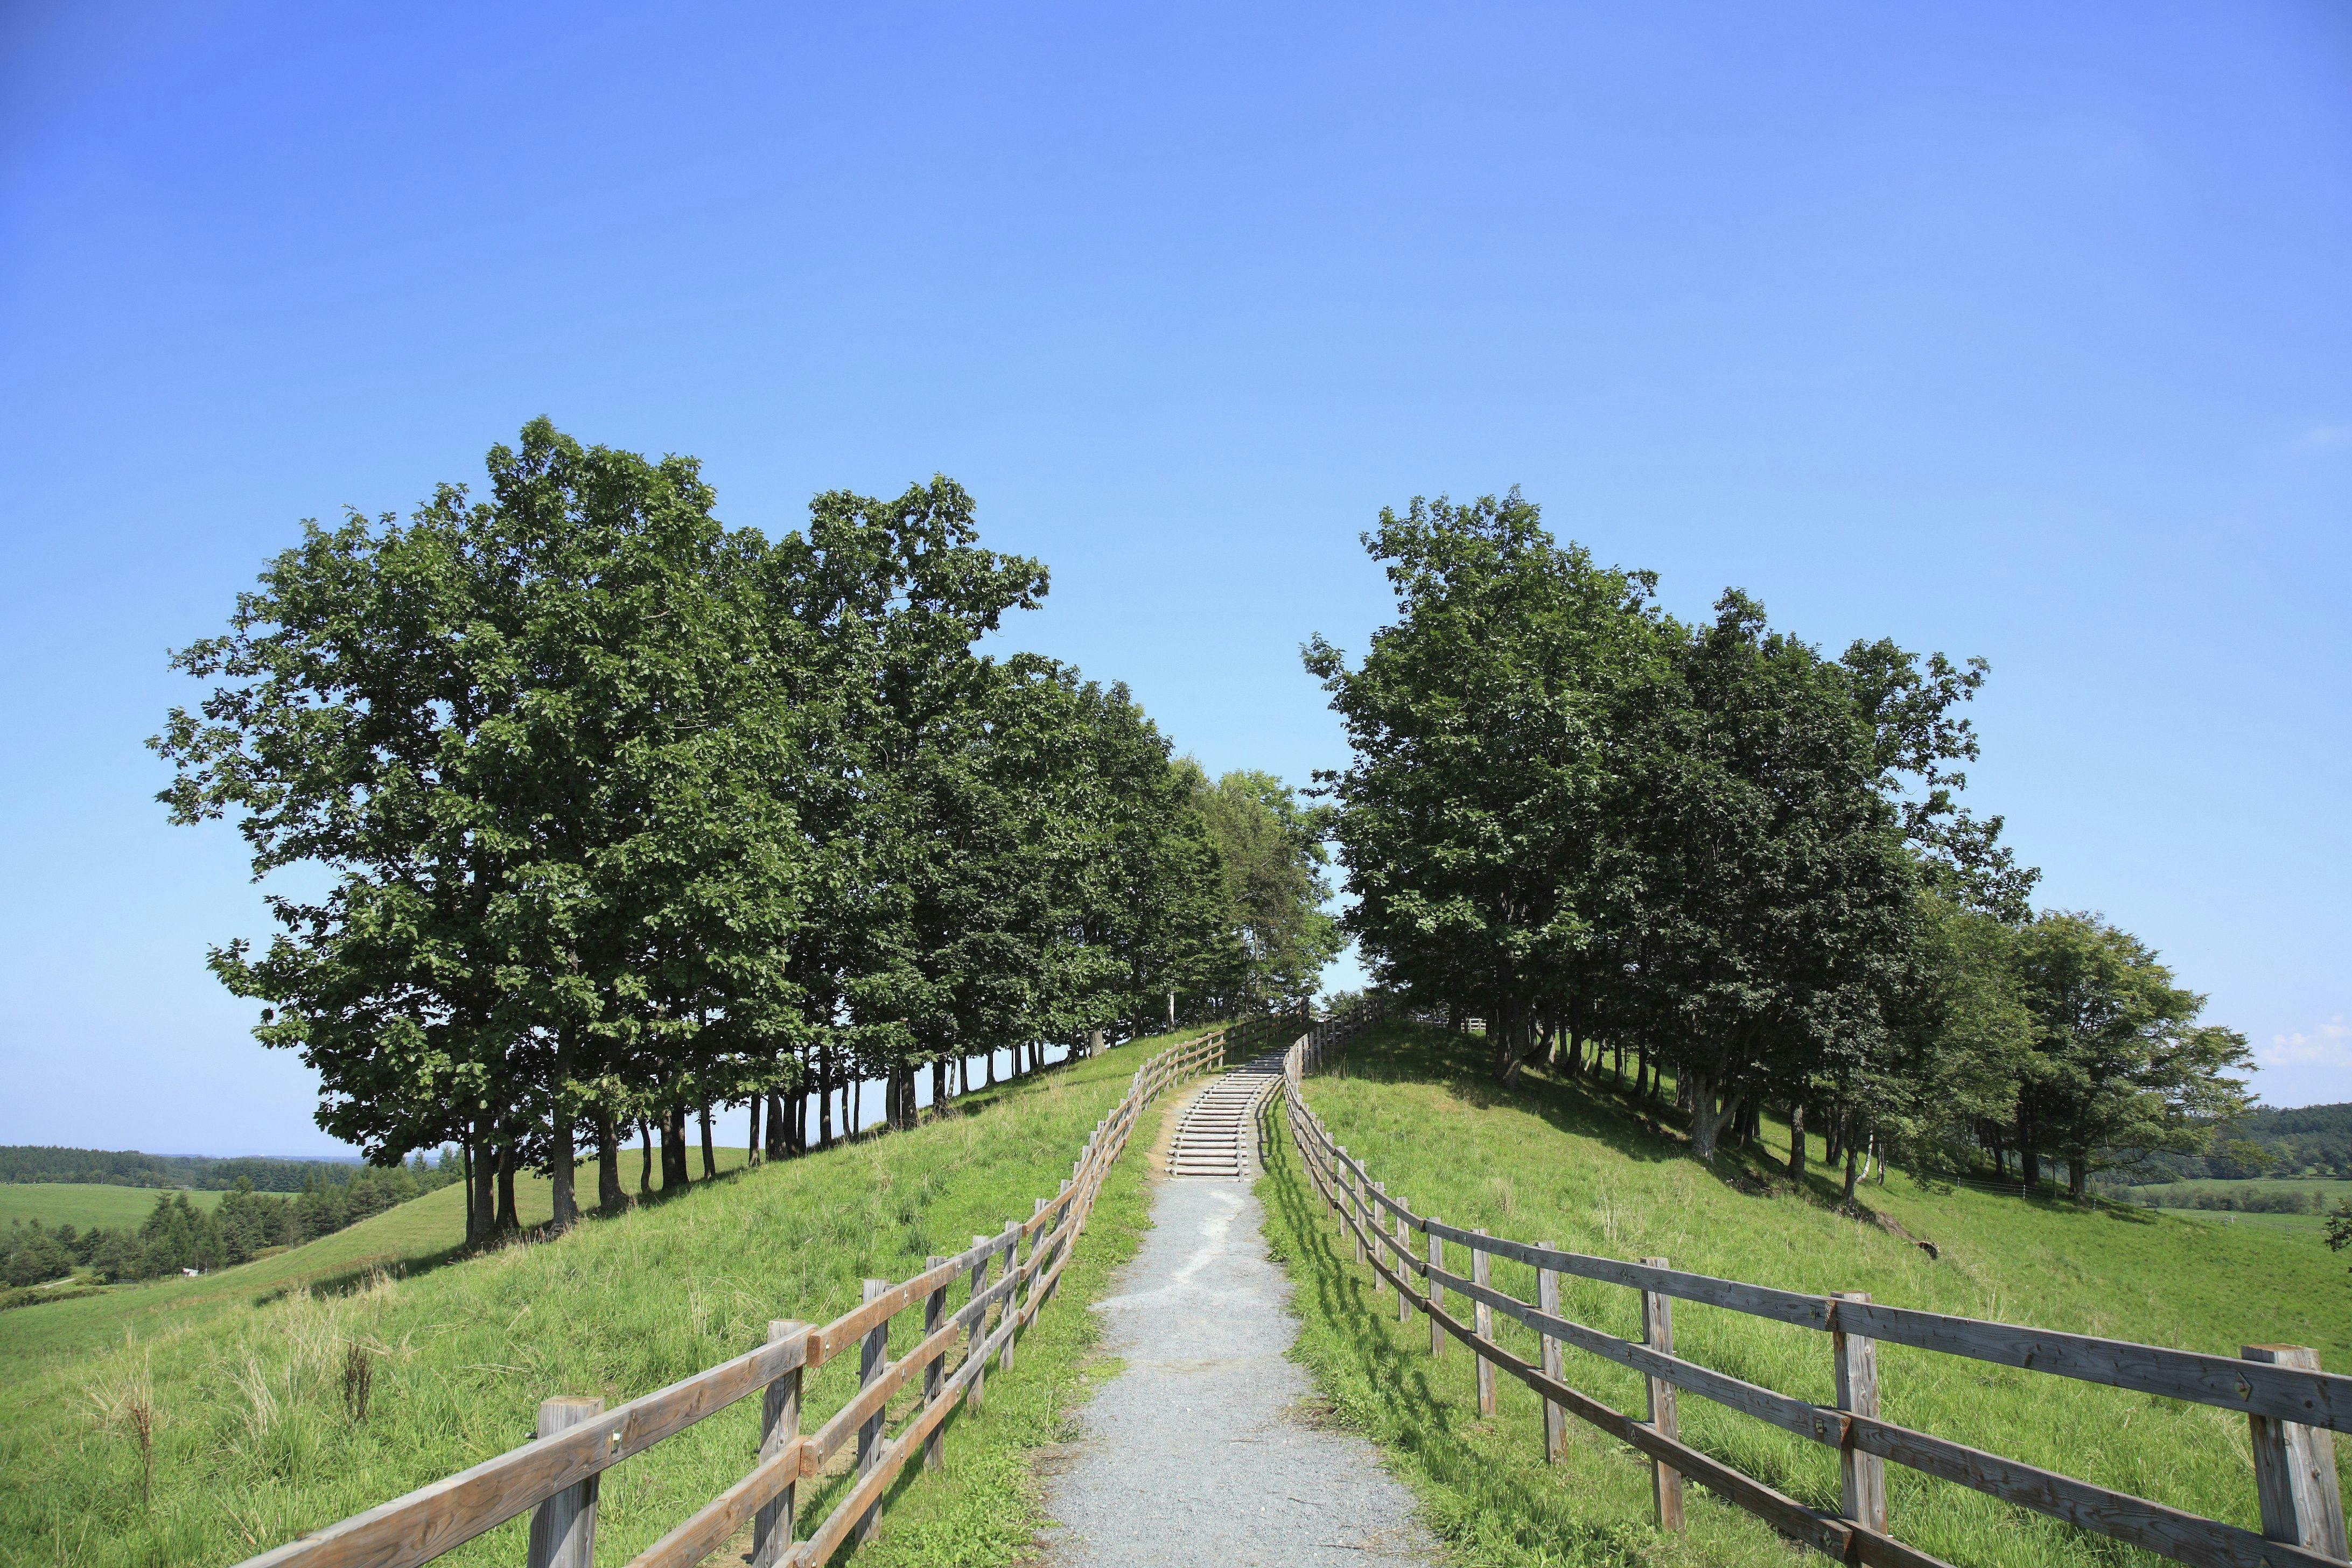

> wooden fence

[
  {"left": 230, "top": 1024, "right": 1250, "bottom": 1568},
  {"left": 1277, "top": 1017, "right": 2351, "bottom": 1568}
]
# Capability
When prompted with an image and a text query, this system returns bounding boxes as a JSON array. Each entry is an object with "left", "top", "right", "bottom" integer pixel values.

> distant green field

[
  {"left": 2153, "top": 1205, "right": 2333, "bottom": 1234},
  {"left": 2125, "top": 1175, "right": 2349, "bottom": 1202},
  {"left": 0, "top": 1184, "right": 222, "bottom": 1234}
]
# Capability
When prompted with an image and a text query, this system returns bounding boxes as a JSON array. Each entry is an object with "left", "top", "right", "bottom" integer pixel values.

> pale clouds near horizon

[{"left": 2253, "top": 1014, "right": 2350, "bottom": 1107}]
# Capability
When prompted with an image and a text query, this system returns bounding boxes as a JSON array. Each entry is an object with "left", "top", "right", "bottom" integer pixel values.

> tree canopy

[
  {"left": 156, "top": 422, "right": 1326, "bottom": 1240},
  {"left": 1310, "top": 489, "right": 2249, "bottom": 1189}
]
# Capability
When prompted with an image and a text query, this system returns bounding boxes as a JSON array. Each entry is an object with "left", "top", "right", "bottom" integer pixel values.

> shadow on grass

[
  {"left": 1334, "top": 1023, "right": 2164, "bottom": 1233},
  {"left": 1254, "top": 1093, "right": 1653, "bottom": 1568}
]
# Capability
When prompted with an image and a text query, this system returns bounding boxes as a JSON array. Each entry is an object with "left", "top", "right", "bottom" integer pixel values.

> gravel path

[{"left": 1034, "top": 1086, "right": 1436, "bottom": 1568}]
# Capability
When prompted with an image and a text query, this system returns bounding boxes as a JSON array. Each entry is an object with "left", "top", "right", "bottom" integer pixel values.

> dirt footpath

[{"left": 1033, "top": 1124, "right": 1436, "bottom": 1568}]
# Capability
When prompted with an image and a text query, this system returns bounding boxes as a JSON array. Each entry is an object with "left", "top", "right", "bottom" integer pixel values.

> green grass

[
  {"left": 0, "top": 1030, "right": 1211, "bottom": 1568},
  {"left": 1261, "top": 1023, "right": 2351, "bottom": 1568},
  {"left": 0, "top": 1185, "right": 224, "bottom": 1233},
  {"left": 2125, "top": 1177, "right": 2349, "bottom": 1198},
  {"left": 2151, "top": 1207, "right": 2332, "bottom": 1235}
]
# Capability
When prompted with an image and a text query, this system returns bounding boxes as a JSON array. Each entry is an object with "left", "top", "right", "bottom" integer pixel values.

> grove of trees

[
  {"left": 157, "top": 422, "right": 1334, "bottom": 1245},
  {"left": 1310, "top": 492, "right": 2253, "bottom": 1198}
]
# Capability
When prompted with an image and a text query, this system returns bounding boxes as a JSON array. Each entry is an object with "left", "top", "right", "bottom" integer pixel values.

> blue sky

[{"left": 3, "top": 2, "right": 2346, "bottom": 1154}]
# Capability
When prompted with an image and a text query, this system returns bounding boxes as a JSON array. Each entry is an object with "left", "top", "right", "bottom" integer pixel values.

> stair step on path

[{"left": 1164, "top": 1052, "right": 1285, "bottom": 1182}]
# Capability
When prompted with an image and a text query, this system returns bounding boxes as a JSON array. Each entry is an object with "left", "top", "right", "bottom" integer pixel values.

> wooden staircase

[{"left": 1165, "top": 1053, "right": 1283, "bottom": 1179}]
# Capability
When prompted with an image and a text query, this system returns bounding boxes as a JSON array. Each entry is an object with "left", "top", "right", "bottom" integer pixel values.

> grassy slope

[
  {"left": 0, "top": 1185, "right": 226, "bottom": 1232},
  {"left": 0, "top": 1031, "right": 1206, "bottom": 1568},
  {"left": 1262, "top": 1023, "right": 2350, "bottom": 1568}
]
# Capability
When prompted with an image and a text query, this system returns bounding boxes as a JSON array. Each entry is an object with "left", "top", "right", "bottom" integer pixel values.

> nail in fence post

[
  {"left": 1830, "top": 1291, "right": 1887, "bottom": 1535},
  {"left": 855, "top": 1278, "right": 889, "bottom": 1544},
  {"left": 751, "top": 1322, "right": 806, "bottom": 1568},
  {"left": 1641, "top": 1258, "right": 1685, "bottom": 1530},
  {"left": 2244, "top": 1345, "right": 2348, "bottom": 1559},
  {"left": 922, "top": 1257, "right": 948, "bottom": 1472},
  {"left": 1370, "top": 1182, "right": 1389, "bottom": 1293},
  {"left": 1396, "top": 1203, "right": 1414, "bottom": 1325},
  {"left": 967, "top": 1236, "right": 993, "bottom": 1413},
  {"left": 1427, "top": 1224, "right": 1446, "bottom": 1359},
  {"left": 1471, "top": 1229, "right": 1496, "bottom": 1416},
  {"left": 1536, "top": 1244, "right": 1565, "bottom": 1462},
  {"left": 524, "top": 1396, "right": 604, "bottom": 1568}
]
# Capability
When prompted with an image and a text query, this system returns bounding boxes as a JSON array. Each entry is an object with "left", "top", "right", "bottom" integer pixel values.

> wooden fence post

[
  {"left": 923, "top": 1257, "right": 948, "bottom": 1473},
  {"left": 2244, "top": 1345, "right": 2348, "bottom": 1560},
  {"left": 1427, "top": 1224, "right": 1446, "bottom": 1359},
  {"left": 967, "top": 1236, "right": 993, "bottom": 1413},
  {"left": 1370, "top": 1183, "right": 1389, "bottom": 1293},
  {"left": 524, "top": 1396, "right": 603, "bottom": 1568},
  {"left": 1471, "top": 1229, "right": 1496, "bottom": 1416},
  {"left": 1536, "top": 1243, "right": 1565, "bottom": 1462},
  {"left": 1354, "top": 1161, "right": 1373, "bottom": 1269},
  {"left": 856, "top": 1279, "right": 889, "bottom": 1544},
  {"left": 1396, "top": 1204, "right": 1414, "bottom": 1325},
  {"left": 751, "top": 1322, "right": 805, "bottom": 1568},
  {"left": 1831, "top": 1291, "right": 1887, "bottom": 1535},
  {"left": 1641, "top": 1258, "right": 1685, "bottom": 1531}
]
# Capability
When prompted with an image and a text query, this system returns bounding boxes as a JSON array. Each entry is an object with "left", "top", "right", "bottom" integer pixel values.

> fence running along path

[
  {"left": 1276, "top": 1017, "right": 2351, "bottom": 1568},
  {"left": 230, "top": 1024, "right": 1270, "bottom": 1568}
]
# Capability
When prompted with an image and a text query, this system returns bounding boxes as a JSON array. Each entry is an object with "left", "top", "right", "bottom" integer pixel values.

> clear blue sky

[{"left": 3, "top": 2, "right": 2346, "bottom": 1155}]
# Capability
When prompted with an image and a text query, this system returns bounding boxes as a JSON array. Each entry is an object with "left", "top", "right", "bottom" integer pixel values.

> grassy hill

[
  {"left": 1263, "top": 1023, "right": 2350, "bottom": 1568},
  {"left": 0, "top": 1030, "right": 1208, "bottom": 1568},
  {"left": 0, "top": 1184, "right": 225, "bottom": 1234}
]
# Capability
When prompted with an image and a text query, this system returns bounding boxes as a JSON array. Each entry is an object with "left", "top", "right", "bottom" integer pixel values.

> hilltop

[{"left": 1263, "top": 1021, "right": 2349, "bottom": 1568}]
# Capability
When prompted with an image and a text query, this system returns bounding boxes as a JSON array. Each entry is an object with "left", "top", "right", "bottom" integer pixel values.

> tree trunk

[
  {"left": 2067, "top": 1151, "right": 2088, "bottom": 1200},
  {"left": 1686, "top": 1066, "right": 1721, "bottom": 1160},
  {"left": 461, "top": 1139, "right": 478, "bottom": 1247},
  {"left": 818, "top": 1052, "right": 835, "bottom": 1147},
  {"left": 1843, "top": 1139, "right": 1859, "bottom": 1202},
  {"left": 597, "top": 1111, "right": 624, "bottom": 1213},
  {"left": 662, "top": 1104, "right": 690, "bottom": 1188},
  {"left": 766, "top": 1091, "right": 789, "bottom": 1160},
  {"left": 1787, "top": 1102, "right": 1806, "bottom": 1180},
  {"left": 699, "top": 1102, "right": 716, "bottom": 1181},
  {"left": 470, "top": 1121, "right": 496, "bottom": 1241},
  {"left": 551, "top": 1104, "right": 576, "bottom": 1234},
  {"left": 747, "top": 1097, "right": 761, "bottom": 1167},
  {"left": 495, "top": 1144, "right": 517, "bottom": 1234},
  {"left": 639, "top": 1122, "right": 654, "bottom": 1195},
  {"left": 933, "top": 1058, "right": 948, "bottom": 1114}
]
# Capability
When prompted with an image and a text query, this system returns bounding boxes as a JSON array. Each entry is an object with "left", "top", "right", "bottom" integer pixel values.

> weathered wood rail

[
  {"left": 230, "top": 1025, "right": 1249, "bottom": 1568},
  {"left": 1278, "top": 1018, "right": 2351, "bottom": 1568}
]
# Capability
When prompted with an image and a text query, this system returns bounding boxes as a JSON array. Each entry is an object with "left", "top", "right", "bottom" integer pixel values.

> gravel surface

[{"left": 1035, "top": 1114, "right": 1436, "bottom": 1568}]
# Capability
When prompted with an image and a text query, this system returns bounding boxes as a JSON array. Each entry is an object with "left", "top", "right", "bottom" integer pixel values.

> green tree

[
  {"left": 1184, "top": 764, "right": 1341, "bottom": 1013},
  {"left": 1306, "top": 491, "right": 1662, "bottom": 1083},
  {"left": 2008, "top": 912, "right": 2251, "bottom": 1198}
]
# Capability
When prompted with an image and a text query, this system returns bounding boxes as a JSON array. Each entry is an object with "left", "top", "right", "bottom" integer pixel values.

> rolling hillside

[
  {"left": 0, "top": 1032, "right": 1203, "bottom": 1568},
  {"left": 1264, "top": 1022, "right": 2349, "bottom": 1568}
]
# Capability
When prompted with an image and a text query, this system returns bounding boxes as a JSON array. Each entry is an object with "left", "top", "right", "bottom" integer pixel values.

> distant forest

[
  {"left": 2115, "top": 1102, "right": 2352, "bottom": 1183},
  {"left": 0, "top": 1145, "right": 451, "bottom": 1192}
]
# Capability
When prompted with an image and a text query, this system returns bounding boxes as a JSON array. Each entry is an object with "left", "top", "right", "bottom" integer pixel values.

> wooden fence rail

[
  {"left": 232, "top": 1021, "right": 1269, "bottom": 1568},
  {"left": 1275, "top": 1016, "right": 2350, "bottom": 1568}
]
